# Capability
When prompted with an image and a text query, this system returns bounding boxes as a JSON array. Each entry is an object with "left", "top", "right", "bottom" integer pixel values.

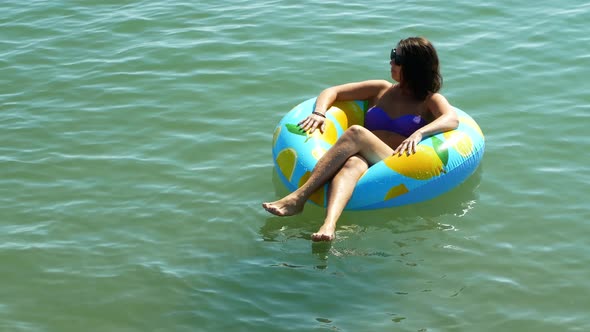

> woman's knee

[
  {"left": 342, "top": 125, "right": 369, "bottom": 140},
  {"left": 341, "top": 155, "right": 368, "bottom": 174}
]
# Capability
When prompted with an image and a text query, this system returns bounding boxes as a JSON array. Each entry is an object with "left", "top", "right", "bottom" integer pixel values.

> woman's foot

[
  {"left": 311, "top": 223, "right": 336, "bottom": 242},
  {"left": 262, "top": 196, "right": 305, "bottom": 217}
]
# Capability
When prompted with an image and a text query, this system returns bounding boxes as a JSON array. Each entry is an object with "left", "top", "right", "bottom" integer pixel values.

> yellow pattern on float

[
  {"left": 443, "top": 131, "right": 474, "bottom": 157},
  {"left": 272, "top": 126, "right": 281, "bottom": 148},
  {"left": 312, "top": 146, "right": 327, "bottom": 160},
  {"left": 327, "top": 107, "right": 348, "bottom": 130},
  {"left": 459, "top": 116, "right": 484, "bottom": 138},
  {"left": 384, "top": 145, "right": 444, "bottom": 180},
  {"left": 309, "top": 119, "right": 338, "bottom": 145},
  {"left": 332, "top": 101, "right": 364, "bottom": 127},
  {"left": 384, "top": 183, "right": 410, "bottom": 201},
  {"left": 275, "top": 148, "right": 297, "bottom": 182}
]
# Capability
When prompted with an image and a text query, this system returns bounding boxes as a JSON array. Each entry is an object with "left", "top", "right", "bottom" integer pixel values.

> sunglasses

[{"left": 390, "top": 48, "right": 403, "bottom": 65}]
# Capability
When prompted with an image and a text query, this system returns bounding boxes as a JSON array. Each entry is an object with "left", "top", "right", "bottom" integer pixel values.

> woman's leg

[
  {"left": 312, "top": 155, "right": 368, "bottom": 241},
  {"left": 263, "top": 125, "right": 394, "bottom": 216}
]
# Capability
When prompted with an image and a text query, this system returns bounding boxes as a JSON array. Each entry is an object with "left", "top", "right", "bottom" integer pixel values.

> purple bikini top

[{"left": 364, "top": 106, "right": 427, "bottom": 137}]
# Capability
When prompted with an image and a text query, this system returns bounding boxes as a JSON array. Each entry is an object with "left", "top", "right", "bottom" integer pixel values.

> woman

[{"left": 262, "top": 37, "right": 459, "bottom": 241}]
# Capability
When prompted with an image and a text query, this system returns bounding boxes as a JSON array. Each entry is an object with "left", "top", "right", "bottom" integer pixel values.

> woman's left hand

[
  {"left": 393, "top": 131, "right": 423, "bottom": 156},
  {"left": 298, "top": 113, "right": 326, "bottom": 134}
]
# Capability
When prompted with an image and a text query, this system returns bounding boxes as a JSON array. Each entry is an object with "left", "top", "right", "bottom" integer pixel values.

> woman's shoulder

[
  {"left": 355, "top": 79, "right": 393, "bottom": 89},
  {"left": 329, "top": 80, "right": 392, "bottom": 103},
  {"left": 424, "top": 92, "right": 454, "bottom": 116},
  {"left": 332, "top": 79, "right": 392, "bottom": 92},
  {"left": 424, "top": 92, "right": 450, "bottom": 106}
]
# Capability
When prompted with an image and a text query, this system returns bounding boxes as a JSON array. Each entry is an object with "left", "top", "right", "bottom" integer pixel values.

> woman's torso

[{"left": 364, "top": 84, "right": 434, "bottom": 136}]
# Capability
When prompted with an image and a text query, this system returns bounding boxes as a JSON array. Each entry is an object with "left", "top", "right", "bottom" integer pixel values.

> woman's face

[{"left": 390, "top": 46, "right": 402, "bottom": 82}]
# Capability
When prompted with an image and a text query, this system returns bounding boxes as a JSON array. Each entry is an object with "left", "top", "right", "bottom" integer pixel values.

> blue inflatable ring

[{"left": 271, "top": 97, "right": 485, "bottom": 210}]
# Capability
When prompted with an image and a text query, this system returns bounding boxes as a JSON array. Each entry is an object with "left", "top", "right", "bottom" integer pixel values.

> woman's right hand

[{"left": 298, "top": 112, "right": 326, "bottom": 134}]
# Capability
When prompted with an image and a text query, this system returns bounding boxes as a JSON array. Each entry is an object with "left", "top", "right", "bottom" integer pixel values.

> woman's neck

[{"left": 396, "top": 83, "right": 416, "bottom": 100}]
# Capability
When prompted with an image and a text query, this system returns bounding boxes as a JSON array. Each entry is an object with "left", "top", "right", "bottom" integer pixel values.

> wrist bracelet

[{"left": 312, "top": 111, "right": 326, "bottom": 118}]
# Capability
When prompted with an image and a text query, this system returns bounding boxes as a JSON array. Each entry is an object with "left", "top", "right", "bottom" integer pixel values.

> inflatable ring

[{"left": 271, "top": 97, "right": 485, "bottom": 210}]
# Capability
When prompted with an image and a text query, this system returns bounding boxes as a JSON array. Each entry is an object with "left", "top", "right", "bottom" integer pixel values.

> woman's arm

[
  {"left": 393, "top": 93, "right": 459, "bottom": 155},
  {"left": 299, "top": 80, "right": 391, "bottom": 133},
  {"left": 313, "top": 80, "right": 391, "bottom": 115},
  {"left": 417, "top": 93, "right": 459, "bottom": 136}
]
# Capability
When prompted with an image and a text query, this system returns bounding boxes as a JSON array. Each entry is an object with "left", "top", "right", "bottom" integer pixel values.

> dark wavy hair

[{"left": 398, "top": 37, "right": 442, "bottom": 100}]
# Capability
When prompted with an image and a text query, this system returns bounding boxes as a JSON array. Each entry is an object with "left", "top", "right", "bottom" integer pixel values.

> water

[{"left": 1, "top": 1, "right": 589, "bottom": 331}]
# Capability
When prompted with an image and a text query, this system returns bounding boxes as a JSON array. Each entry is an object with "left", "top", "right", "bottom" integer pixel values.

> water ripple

[{"left": 2, "top": 1, "right": 590, "bottom": 331}]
